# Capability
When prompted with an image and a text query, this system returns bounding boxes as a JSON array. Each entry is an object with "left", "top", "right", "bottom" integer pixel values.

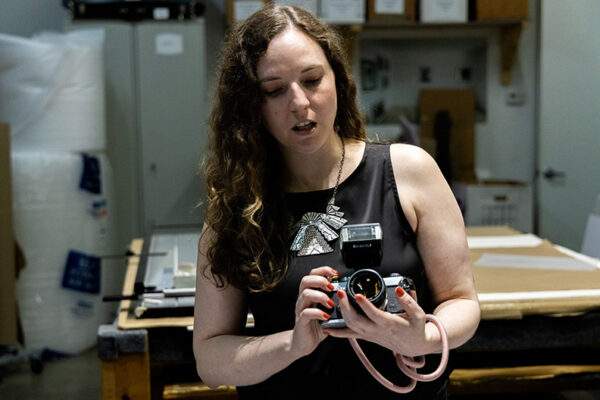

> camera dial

[{"left": 347, "top": 269, "right": 387, "bottom": 311}]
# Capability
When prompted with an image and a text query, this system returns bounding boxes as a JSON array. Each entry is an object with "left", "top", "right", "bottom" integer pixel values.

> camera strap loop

[{"left": 348, "top": 314, "right": 449, "bottom": 394}]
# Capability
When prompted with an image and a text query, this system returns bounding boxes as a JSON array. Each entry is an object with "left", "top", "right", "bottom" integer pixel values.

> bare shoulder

[
  {"left": 389, "top": 142, "right": 428, "bottom": 159},
  {"left": 389, "top": 143, "right": 439, "bottom": 181},
  {"left": 388, "top": 143, "right": 458, "bottom": 230},
  {"left": 390, "top": 143, "right": 441, "bottom": 189}
]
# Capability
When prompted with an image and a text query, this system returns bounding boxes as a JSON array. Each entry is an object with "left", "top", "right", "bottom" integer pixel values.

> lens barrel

[{"left": 346, "top": 269, "right": 386, "bottom": 311}]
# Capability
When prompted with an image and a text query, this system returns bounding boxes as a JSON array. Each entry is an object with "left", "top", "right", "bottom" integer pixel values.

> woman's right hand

[{"left": 290, "top": 266, "right": 338, "bottom": 357}]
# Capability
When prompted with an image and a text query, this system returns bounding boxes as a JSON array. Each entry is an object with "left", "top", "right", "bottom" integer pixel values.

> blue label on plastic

[
  {"left": 79, "top": 154, "right": 101, "bottom": 194},
  {"left": 71, "top": 299, "right": 95, "bottom": 319},
  {"left": 62, "top": 250, "right": 101, "bottom": 294},
  {"left": 91, "top": 199, "right": 108, "bottom": 218}
]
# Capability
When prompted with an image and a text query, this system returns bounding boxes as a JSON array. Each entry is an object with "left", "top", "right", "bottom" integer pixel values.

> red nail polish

[
  {"left": 355, "top": 294, "right": 364, "bottom": 303},
  {"left": 327, "top": 283, "right": 335, "bottom": 291},
  {"left": 396, "top": 286, "right": 405, "bottom": 296},
  {"left": 323, "top": 312, "right": 331, "bottom": 319},
  {"left": 332, "top": 269, "right": 339, "bottom": 275},
  {"left": 337, "top": 290, "right": 344, "bottom": 299},
  {"left": 327, "top": 299, "right": 335, "bottom": 308},
  {"left": 323, "top": 330, "right": 330, "bottom": 335}
]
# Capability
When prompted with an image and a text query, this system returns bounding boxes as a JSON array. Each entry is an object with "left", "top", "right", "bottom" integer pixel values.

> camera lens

[{"left": 347, "top": 269, "right": 386, "bottom": 311}]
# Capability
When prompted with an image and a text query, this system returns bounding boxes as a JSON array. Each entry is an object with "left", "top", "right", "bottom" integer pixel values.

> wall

[
  {"left": 0, "top": 0, "right": 69, "bottom": 37},
  {"left": 359, "top": 38, "right": 487, "bottom": 123}
]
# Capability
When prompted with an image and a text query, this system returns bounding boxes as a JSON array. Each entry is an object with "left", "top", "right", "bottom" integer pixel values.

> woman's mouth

[{"left": 292, "top": 121, "right": 316, "bottom": 134}]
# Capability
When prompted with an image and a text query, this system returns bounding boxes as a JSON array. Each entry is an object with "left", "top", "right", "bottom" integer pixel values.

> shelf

[
  {"left": 359, "top": 19, "right": 526, "bottom": 29},
  {"left": 339, "top": 20, "right": 527, "bottom": 85}
]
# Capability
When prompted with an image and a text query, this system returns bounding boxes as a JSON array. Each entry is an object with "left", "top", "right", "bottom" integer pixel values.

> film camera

[{"left": 321, "top": 223, "right": 415, "bottom": 329}]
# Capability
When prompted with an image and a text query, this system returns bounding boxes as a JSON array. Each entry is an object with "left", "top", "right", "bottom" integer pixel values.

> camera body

[{"left": 321, "top": 223, "right": 416, "bottom": 329}]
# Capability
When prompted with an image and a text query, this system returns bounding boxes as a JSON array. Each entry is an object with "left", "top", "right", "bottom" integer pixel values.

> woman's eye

[
  {"left": 263, "top": 89, "right": 281, "bottom": 97},
  {"left": 304, "top": 77, "right": 322, "bottom": 87},
  {"left": 263, "top": 87, "right": 283, "bottom": 97}
]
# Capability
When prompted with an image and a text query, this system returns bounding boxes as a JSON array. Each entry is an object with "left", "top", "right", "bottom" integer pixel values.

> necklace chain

[
  {"left": 289, "top": 138, "right": 348, "bottom": 256},
  {"left": 331, "top": 139, "right": 345, "bottom": 201}
]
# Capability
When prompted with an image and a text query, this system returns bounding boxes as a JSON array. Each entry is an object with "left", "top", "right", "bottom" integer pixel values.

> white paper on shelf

[
  {"left": 554, "top": 244, "right": 600, "bottom": 270},
  {"left": 478, "top": 289, "right": 600, "bottom": 302},
  {"left": 468, "top": 234, "right": 543, "bottom": 249},
  {"left": 474, "top": 253, "right": 597, "bottom": 271},
  {"left": 375, "top": 0, "right": 405, "bottom": 14}
]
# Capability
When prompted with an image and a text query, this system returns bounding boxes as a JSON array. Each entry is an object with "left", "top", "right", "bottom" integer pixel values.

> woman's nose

[{"left": 289, "top": 82, "right": 309, "bottom": 111}]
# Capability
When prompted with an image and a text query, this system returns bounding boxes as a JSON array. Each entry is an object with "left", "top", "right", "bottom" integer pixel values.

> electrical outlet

[
  {"left": 506, "top": 90, "right": 526, "bottom": 106},
  {"left": 420, "top": 66, "right": 431, "bottom": 83}
]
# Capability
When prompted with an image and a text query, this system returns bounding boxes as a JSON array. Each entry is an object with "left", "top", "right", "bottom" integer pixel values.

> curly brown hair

[{"left": 202, "top": 4, "right": 366, "bottom": 292}]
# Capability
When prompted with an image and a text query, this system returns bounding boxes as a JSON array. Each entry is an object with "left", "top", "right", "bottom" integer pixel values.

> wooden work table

[{"left": 99, "top": 227, "right": 600, "bottom": 399}]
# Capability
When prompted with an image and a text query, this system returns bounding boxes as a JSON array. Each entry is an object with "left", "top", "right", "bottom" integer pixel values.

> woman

[{"left": 193, "top": 4, "right": 480, "bottom": 398}]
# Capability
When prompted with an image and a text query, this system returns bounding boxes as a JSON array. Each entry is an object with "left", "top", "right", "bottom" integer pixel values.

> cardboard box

[
  {"left": 226, "top": 0, "right": 267, "bottom": 23},
  {"left": 453, "top": 181, "right": 533, "bottom": 233},
  {"left": 0, "top": 123, "right": 18, "bottom": 345},
  {"left": 320, "top": 0, "right": 365, "bottom": 24},
  {"left": 420, "top": 0, "right": 468, "bottom": 23},
  {"left": 419, "top": 89, "right": 476, "bottom": 183},
  {"left": 474, "top": 0, "right": 528, "bottom": 21},
  {"left": 367, "top": 0, "right": 416, "bottom": 22}
]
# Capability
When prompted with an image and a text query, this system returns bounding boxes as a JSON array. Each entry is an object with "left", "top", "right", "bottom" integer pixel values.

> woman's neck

[{"left": 283, "top": 136, "right": 344, "bottom": 193}]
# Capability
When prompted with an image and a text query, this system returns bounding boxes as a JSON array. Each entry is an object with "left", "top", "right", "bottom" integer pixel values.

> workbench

[{"left": 98, "top": 227, "right": 600, "bottom": 399}]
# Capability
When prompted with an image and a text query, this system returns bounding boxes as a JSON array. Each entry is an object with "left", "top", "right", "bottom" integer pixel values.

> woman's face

[{"left": 257, "top": 28, "right": 337, "bottom": 156}]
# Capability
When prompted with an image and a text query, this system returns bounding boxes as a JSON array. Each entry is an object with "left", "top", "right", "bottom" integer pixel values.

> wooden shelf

[
  {"left": 339, "top": 20, "right": 528, "bottom": 85},
  {"left": 361, "top": 18, "right": 525, "bottom": 28}
]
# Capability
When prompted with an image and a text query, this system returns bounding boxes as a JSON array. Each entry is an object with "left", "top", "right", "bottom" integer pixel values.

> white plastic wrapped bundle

[
  {"left": 0, "top": 29, "right": 106, "bottom": 152},
  {"left": 12, "top": 151, "right": 122, "bottom": 354}
]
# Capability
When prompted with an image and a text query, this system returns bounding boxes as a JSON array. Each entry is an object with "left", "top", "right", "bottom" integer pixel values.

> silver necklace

[{"left": 290, "top": 141, "right": 347, "bottom": 256}]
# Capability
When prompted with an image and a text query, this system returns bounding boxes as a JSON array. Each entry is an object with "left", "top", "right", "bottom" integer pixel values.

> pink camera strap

[{"left": 348, "top": 314, "right": 449, "bottom": 393}]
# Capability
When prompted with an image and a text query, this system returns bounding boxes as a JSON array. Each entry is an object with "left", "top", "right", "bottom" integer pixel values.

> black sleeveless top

[{"left": 237, "top": 143, "right": 451, "bottom": 399}]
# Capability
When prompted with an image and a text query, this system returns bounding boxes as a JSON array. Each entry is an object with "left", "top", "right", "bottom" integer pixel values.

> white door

[{"left": 537, "top": 0, "right": 600, "bottom": 250}]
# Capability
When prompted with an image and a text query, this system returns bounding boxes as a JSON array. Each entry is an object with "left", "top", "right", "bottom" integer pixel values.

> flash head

[{"left": 340, "top": 223, "right": 383, "bottom": 269}]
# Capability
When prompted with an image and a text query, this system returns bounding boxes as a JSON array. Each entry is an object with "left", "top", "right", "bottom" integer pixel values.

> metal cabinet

[{"left": 68, "top": 12, "right": 221, "bottom": 248}]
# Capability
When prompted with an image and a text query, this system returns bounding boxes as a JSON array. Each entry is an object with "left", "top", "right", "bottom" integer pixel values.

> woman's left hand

[{"left": 324, "top": 287, "right": 436, "bottom": 357}]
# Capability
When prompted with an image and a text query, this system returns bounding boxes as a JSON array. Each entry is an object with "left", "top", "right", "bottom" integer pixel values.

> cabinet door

[{"left": 136, "top": 20, "right": 207, "bottom": 230}]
